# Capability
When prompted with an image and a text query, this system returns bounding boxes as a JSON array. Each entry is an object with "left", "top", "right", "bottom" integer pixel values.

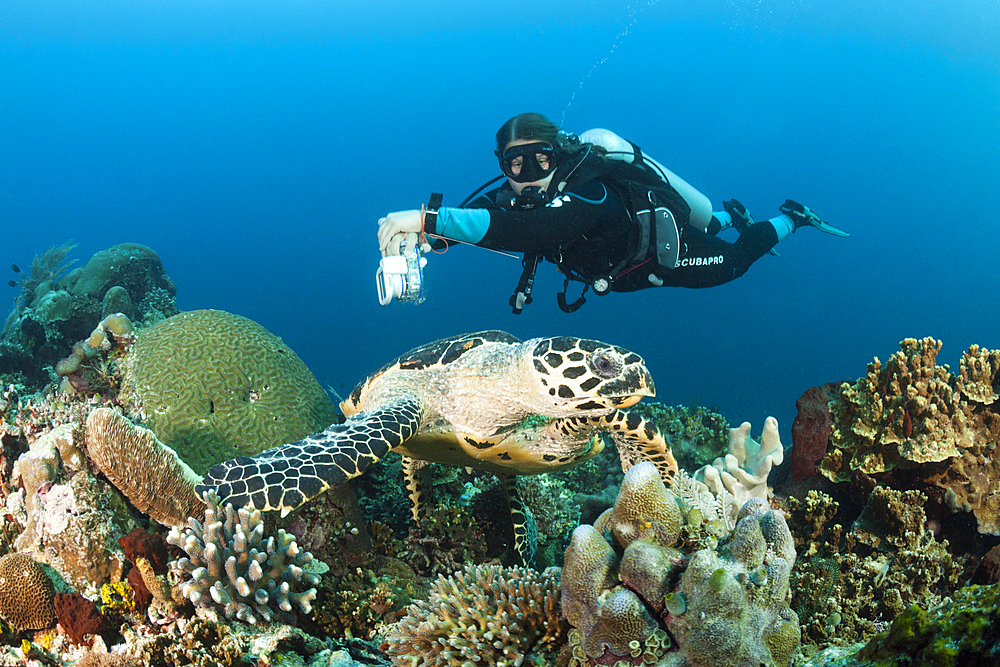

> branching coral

[
  {"left": 818, "top": 338, "right": 1000, "bottom": 535},
  {"left": 166, "top": 490, "right": 322, "bottom": 625},
  {"left": 385, "top": 563, "right": 568, "bottom": 667}
]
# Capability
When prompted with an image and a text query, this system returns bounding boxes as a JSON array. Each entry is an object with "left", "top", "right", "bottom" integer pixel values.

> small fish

[
  {"left": 7, "top": 280, "right": 16, "bottom": 287},
  {"left": 10, "top": 264, "right": 20, "bottom": 273}
]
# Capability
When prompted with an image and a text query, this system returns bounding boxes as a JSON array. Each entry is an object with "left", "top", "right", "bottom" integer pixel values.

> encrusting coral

[
  {"left": 84, "top": 406, "right": 205, "bottom": 527},
  {"left": 117, "top": 309, "right": 337, "bottom": 475},
  {"left": 385, "top": 563, "right": 568, "bottom": 667},
  {"left": 561, "top": 460, "right": 800, "bottom": 667},
  {"left": 0, "top": 552, "right": 57, "bottom": 631},
  {"left": 166, "top": 490, "right": 323, "bottom": 625}
]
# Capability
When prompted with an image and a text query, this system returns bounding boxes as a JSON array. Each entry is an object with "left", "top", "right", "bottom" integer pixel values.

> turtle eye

[{"left": 588, "top": 351, "right": 621, "bottom": 379}]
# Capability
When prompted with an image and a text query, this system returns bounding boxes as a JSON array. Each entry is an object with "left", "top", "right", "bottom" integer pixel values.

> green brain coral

[{"left": 120, "top": 309, "right": 337, "bottom": 474}]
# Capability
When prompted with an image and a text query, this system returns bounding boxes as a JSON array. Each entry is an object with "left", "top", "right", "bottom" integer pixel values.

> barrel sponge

[
  {"left": 85, "top": 407, "right": 206, "bottom": 527},
  {"left": 119, "top": 309, "right": 337, "bottom": 475},
  {"left": 0, "top": 553, "right": 57, "bottom": 631},
  {"left": 594, "top": 460, "right": 681, "bottom": 550}
]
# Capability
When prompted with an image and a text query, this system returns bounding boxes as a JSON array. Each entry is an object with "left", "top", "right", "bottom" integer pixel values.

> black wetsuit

[{"left": 424, "top": 151, "right": 780, "bottom": 296}]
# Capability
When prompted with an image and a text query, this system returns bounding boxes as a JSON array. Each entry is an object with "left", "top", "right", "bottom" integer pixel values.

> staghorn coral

[
  {"left": 562, "top": 460, "right": 801, "bottom": 667},
  {"left": 385, "top": 563, "right": 568, "bottom": 667},
  {"left": 0, "top": 553, "right": 57, "bottom": 631},
  {"left": 817, "top": 338, "right": 1000, "bottom": 535},
  {"left": 118, "top": 309, "right": 337, "bottom": 475},
  {"left": 84, "top": 407, "right": 205, "bottom": 527},
  {"left": 166, "top": 490, "right": 322, "bottom": 625}
]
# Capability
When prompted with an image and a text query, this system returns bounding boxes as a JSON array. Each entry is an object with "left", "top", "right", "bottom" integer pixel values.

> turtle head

[{"left": 524, "top": 336, "right": 655, "bottom": 415}]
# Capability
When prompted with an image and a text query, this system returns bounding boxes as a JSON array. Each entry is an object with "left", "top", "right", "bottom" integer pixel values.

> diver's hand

[
  {"left": 383, "top": 232, "right": 421, "bottom": 257},
  {"left": 377, "top": 209, "right": 423, "bottom": 255}
]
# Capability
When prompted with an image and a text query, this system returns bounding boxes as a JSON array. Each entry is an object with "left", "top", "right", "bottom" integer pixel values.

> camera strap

[{"left": 509, "top": 252, "right": 540, "bottom": 314}]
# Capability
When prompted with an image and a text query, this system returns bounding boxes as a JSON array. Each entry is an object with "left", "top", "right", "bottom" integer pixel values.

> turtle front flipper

[
  {"left": 601, "top": 409, "right": 678, "bottom": 486},
  {"left": 197, "top": 396, "right": 423, "bottom": 516},
  {"left": 561, "top": 410, "right": 678, "bottom": 487}
]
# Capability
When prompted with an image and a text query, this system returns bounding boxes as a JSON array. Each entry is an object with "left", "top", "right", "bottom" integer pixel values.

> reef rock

[{"left": 11, "top": 421, "right": 139, "bottom": 590}]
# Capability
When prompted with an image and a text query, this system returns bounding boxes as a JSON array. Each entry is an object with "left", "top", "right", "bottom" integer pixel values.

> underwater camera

[{"left": 376, "top": 239, "right": 427, "bottom": 305}]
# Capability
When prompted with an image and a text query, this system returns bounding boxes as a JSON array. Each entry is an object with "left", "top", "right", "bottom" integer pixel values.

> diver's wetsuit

[{"left": 422, "top": 154, "right": 779, "bottom": 293}]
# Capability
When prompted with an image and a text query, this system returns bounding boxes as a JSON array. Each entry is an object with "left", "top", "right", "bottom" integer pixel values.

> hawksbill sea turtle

[{"left": 197, "top": 330, "right": 678, "bottom": 563}]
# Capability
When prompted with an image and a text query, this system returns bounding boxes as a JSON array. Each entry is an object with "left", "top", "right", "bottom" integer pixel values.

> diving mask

[{"left": 497, "top": 142, "right": 557, "bottom": 183}]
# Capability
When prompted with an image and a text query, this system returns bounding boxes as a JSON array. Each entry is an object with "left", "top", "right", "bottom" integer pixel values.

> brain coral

[
  {"left": 0, "top": 553, "right": 57, "bottom": 631},
  {"left": 120, "top": 309, "right": 337, "bottom": 474},
  {"left": 386, "top": 563, "right": 568, "bottom": 667}
]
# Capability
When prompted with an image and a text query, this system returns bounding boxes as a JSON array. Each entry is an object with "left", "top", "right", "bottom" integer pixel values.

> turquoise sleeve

[{"left": 435, "top": 207, "right": 490, "bottom": 244}]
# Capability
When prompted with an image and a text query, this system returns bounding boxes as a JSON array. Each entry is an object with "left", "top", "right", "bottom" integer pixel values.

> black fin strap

[
  {"left": 510, "top": 253, "right": 540, "bottom": 314},
  {"left": 557, "top": 277, "right": 589, "bottom": 313}
]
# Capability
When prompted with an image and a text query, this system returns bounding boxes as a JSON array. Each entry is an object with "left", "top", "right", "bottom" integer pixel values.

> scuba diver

[{"left": 376, "top": 112, "right": 849, "bottom": 313}]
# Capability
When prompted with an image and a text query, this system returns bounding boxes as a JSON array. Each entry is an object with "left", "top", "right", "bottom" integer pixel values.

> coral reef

[
  {"left": 84, "top": 407, "right": 205, "bottom": 527},
  {"left": 786, "top": 486, "right": 964, "bottom": 650},
  {"left": 1, "top": 242, "right": 177, "bottom": 392},
  {"left": 54, "top": 312, "right": 135, "bottom": 395},
  {"left": 397, "top": 504, "right": 489, "bottom": 578},
  {"left": 118, "top": 309, "right": 337, "bottom": 474},
  {"left": 167, "top": 490, "right": 323, "bottom": 625},
  {"left": 561, "top": 460, "right": 800, "bottom": 667},
  {"left": 0, "top": 552, "right": 57, "bottom": 631},
  {"left": 801, "top": 583, "right": 1000, "bottom": 667},
  {"left": 9, "top": 420, "right": 140, "bottom": 590},
  {"left": 818, "top": 338, "right": 1000, "bottom": 535},
  {"left": 384, "top": 563, "right": 567, "bottom": 667}
]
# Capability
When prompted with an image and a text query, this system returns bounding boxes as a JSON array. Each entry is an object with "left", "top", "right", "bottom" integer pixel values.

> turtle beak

[{"left": 600, "top": 365, "right": 655, "bottom": 408}]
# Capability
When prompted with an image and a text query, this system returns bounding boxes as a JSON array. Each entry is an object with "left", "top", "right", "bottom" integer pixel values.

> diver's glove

[{"left": 780, "top": 200, "right": 850, "bottom": 237}]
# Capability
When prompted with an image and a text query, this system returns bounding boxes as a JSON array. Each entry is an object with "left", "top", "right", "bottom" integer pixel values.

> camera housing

[{"left": 376, "top": 243, "right": 426, "bottom": 305}]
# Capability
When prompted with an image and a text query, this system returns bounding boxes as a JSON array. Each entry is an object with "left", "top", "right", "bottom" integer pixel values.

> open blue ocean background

[{"left": 3, "top": 0, "right": 998, "bottom": 444}]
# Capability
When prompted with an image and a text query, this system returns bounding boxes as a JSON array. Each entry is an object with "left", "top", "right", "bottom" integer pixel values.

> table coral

[
  {"left": 385, "top": 563, "right": 567, "bottom": 667},
  {"left": 166, "top": 490, "right": 322, "bottom": 625},
  {"left": 118, "top": 309, "right": 337, "bottom": 475},
  {"left": 561, "top": 460, "right": 800, "bottom": 667}
]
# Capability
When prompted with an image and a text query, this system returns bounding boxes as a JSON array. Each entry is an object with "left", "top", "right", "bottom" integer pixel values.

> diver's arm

[{"left": 428, "top": 180, "right": 613, "bottom": 253}]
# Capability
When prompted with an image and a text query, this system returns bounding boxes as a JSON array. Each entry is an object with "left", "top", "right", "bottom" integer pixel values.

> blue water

[{"left": 3, "top": 0, "right": 999, "bottom": 444}]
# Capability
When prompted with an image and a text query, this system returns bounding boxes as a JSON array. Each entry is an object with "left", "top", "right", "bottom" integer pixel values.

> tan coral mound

[
  {"left": 85, "top": 407, "right": 205, "bottom": 526},
  {"left": 0, "top": 553, "right": 57, "bottom": 631},
  {"left": 385, "top": 564, "right": 568, "bottom": 667}
]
